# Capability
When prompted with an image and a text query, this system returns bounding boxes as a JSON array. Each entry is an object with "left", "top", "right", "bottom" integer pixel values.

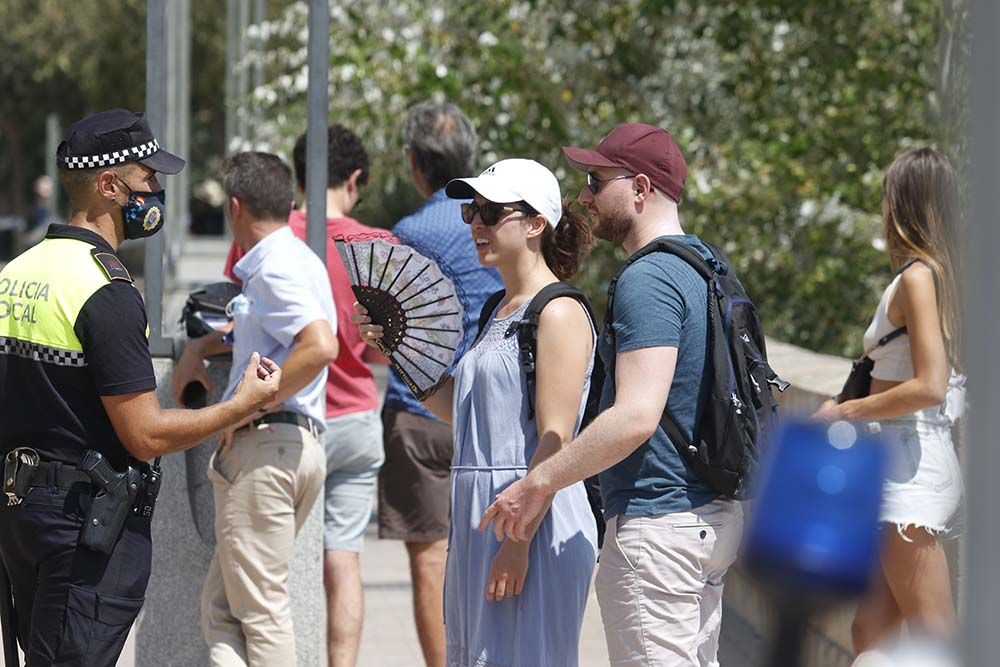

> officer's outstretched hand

[{"left": 233, "top": 352, "right": 281, "bottom": 412}]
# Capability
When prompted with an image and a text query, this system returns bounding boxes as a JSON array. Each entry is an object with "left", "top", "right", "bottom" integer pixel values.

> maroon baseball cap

[{"left": 562, "top": 123, "right": 687, "bottom": 203}]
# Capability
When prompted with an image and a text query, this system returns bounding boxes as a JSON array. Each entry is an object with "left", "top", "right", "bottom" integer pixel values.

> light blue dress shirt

[{"left": 223, "top": 226, "right": 337, "bottom": 429}]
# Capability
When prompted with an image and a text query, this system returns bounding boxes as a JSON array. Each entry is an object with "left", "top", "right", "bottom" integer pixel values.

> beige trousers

[
  {"left": 595, "top": 499, "right": 744, "bottom": 667},
  {"left": 201, "top": 422, "right": 325, "bottom": 667}
]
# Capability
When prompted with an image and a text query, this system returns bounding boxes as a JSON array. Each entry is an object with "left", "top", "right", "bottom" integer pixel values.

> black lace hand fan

[{"left": 335, "top": 237, "right": 464, "bottom": 400}]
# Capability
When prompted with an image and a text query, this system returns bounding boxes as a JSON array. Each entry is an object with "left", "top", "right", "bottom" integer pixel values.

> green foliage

[
  {"left": 253, "top": 0, "right": 965, "bottom": 357},
  {"left": 0, "top": 0, "right": 141, "bottom": 213},
  {"left": 0, "top": 0, "right": 228, "bottom": 213},
  {"left": 3, "top": 0, "right": 964, "bottom": 356}
]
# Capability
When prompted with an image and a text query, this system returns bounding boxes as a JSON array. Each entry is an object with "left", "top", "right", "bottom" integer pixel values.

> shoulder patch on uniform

[{"left": 91, "top": 250, "right": 133, "bottom": 283}]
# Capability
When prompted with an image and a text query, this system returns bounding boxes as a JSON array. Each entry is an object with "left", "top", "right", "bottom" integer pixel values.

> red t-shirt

[{"left": 224, "top": 210, "right": 397, "bottom": 419}]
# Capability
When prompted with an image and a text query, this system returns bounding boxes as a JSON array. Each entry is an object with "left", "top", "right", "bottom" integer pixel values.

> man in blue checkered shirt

[{"left": 377, "top": 101, "right": 502, "bottom": 667}]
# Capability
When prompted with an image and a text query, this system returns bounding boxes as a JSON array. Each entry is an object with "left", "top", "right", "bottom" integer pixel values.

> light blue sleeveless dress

[{"left": 445, "top": 298, "right": 599, "bottom": 667}]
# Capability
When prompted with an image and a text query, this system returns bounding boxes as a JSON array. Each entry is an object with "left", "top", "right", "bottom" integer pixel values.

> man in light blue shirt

[
  {"left": 219, "top": 224, "right": 334, "bottom": 426},
  {"left": 174, "top": 152, "right": 338, "bottom": 666},
  {"left": 378, "top": 101, "right": 503, "bottom": 667}
]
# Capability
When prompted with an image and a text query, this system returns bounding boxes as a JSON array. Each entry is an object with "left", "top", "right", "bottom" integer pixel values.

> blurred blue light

[{"left": 744, "top": 419, "right": 887, "bottom": 599}]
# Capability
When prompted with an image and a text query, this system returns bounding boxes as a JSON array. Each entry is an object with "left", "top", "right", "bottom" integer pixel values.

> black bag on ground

[
  {"left": 476, "top": 283, "right": 607, "bottom": 547},
  {"left": 604, "top": 239, "right": 788, "bottom": 499}
]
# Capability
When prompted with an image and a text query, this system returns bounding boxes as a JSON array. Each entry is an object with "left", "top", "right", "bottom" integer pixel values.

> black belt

[
  {"left": 26, "top": 461, "right": 93, "bottom": 493},
  {"left": 239, "top": 411, "right": 318, "bottom": 436}
]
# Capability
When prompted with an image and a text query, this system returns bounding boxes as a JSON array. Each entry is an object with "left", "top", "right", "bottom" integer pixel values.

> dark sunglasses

[
  {"left": 587, "top": 172, "right": 633, "bottom": 194},
  {"left": 460, "top": 201, "right": 536, "bottom": 226}
]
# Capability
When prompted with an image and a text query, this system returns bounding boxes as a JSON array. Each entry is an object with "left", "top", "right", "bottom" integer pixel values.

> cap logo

[
  {"left": 142, "top": 206, "right": 162, "bottom": 231},
  {"left": 62, "top": 139, "right": 160, "bottom": 170},
  {"left": 483, "top": 165, "right": 497, "bottom": 176}
]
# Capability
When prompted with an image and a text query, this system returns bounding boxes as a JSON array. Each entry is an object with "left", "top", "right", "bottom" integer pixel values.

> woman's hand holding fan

[{"left": 338, "top": 237, "right": 464, "bottom": 401}]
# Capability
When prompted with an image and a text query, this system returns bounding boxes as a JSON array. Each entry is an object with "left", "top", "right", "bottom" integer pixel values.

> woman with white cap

[{"left": 355, "top": 158, "right": 598, "bottom": 666}]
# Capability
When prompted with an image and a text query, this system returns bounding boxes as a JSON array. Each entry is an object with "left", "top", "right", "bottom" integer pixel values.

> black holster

[{"left": 77, "top": 450, "right": 140, "bottom": 555}]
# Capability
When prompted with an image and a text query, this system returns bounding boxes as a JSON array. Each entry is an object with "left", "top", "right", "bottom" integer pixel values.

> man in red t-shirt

[{"left": 223, "top": 126, "right": 394, "bottom": 667}]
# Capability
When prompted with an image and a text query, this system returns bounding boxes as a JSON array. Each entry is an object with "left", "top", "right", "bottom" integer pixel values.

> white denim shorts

[{"left": 868, "top": 404, "right": 963, "bottom": 539}]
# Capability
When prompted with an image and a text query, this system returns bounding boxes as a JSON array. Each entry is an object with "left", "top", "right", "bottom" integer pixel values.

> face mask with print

[{"left": 117, "top": 175, "right": 166, "bottom": 239}]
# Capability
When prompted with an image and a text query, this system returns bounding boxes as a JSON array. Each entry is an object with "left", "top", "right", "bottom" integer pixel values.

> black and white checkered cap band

[
  {"left": 62, "top": 139, "right": 160, "bottom": 170},
  {"left": 0, "top": 336, "right": 87, "bottom": 367}
]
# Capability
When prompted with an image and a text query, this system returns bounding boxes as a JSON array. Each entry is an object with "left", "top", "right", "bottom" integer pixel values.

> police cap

[{"left": 57, "top": 109, "right": 186, "bottom": 174}]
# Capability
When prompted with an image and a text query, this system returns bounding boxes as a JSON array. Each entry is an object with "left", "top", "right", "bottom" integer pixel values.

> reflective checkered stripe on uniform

[
  {"left": 0, "top": 237, "right": 114, "bottom": 366},
  {"left": 62, "top": 139, "right": 160, "bottom": 169},
  {"left": 0, "top": 336, "right": 86, "bottom": 367}
]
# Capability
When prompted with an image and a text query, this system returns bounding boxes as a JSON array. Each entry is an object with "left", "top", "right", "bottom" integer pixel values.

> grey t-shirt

[{"left": 598, "top": 235, "right": 719, "bottom": 517}]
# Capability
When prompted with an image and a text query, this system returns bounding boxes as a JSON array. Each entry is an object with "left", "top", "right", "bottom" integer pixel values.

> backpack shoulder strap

[
  {"left": 650, "top": 238, "right": 716, "bottom": 282},
  {"left": 603, "top": 239, "right": 721, "bottom": 447},
  {"left": 516, "top": 282, "right": 596, "bottom": 420},
  {"left": 475, "top": 289, "right": 507, "bottom": 342},
  {"left": 605, "top": 238, "right": 717, "bottom": 328},
  {"left": 521, "top": 282, "right": 596, "bottom": 328}
]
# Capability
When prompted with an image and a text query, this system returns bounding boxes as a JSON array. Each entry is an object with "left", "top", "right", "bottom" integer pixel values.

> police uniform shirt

[{"left": 0, "top": 224, "right": 156, "bottom": 470}]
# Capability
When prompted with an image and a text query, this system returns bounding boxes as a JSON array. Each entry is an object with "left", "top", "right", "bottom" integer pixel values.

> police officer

[{"left": 0, "top": 109, "right": 282, "bottom": 667}]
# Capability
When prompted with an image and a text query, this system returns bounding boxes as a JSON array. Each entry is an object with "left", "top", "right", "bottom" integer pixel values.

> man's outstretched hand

[{"left": 478, "top": 475, "right": 548, "bottom": 542}]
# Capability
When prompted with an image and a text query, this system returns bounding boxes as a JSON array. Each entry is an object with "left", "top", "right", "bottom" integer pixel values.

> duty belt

[
  {"left": 3, "top": 447, "right": 163, "bottom": 555},
  {"left": 7, "top": 457, "right": 93, "bottom": 500}
]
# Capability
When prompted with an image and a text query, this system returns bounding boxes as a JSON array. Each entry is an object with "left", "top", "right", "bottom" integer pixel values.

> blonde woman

[{"left": 814, "top": 147, "right": 963, "bottom": 654}]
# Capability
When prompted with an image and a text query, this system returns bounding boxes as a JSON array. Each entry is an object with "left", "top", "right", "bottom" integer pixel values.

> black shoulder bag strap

[
  {"left": 869, "top": 325, "right": 908, "bottom": 353},
  {"left": 514, "top": 282, "right": 596, "bottom": 420},
  {"left": 864, "top": 260, "right": 926, "bottom": 355}
]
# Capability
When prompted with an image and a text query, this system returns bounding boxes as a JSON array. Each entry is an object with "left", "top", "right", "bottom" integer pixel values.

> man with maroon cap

[{"left": 480, "top": 124, "right": 744, "bottom": 665}]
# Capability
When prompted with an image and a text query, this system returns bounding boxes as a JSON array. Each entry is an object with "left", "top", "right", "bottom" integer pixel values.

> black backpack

[
  {"left": 476, "top": 282, "right": 607, "bottom": 546},
  {"left": 604, "top": 238, "right": 788, "bottom": 499}
]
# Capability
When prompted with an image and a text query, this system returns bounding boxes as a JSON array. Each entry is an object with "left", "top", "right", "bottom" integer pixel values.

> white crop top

[
  {"left": 862, "top": 269, "right": 966, "bottom": 421},
  {"left": 862, "top": 273, "right": 913, "bottom": 381}
]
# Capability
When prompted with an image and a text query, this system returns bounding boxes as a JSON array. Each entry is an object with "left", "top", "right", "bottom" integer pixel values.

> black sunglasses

[
  {"left": 460, "top": 201, "right": 536, "bottom": 226},
  {"left": 587, "top": 172, "right": 633, "bottom": 194}
]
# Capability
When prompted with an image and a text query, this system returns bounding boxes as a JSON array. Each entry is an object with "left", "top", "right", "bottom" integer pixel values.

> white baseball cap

[{"left": 445, "top": 158, "right": 563, "bottom": 227}]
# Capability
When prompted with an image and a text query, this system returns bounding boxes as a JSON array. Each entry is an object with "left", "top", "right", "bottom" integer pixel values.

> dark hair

[
  {"left": 540, "top": 200, "right": 595, "bottom": 280},
  {"left": 221, "top": 151, "right": 294, "bottom": 221},
  {"left": 292, "top": 124, "right": 370, "bottom": 191},
  {"left": 402, "top": 101, "right": 478, "bottom": 191}
]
